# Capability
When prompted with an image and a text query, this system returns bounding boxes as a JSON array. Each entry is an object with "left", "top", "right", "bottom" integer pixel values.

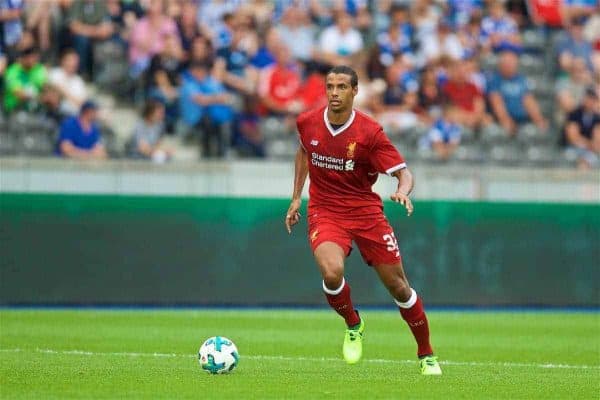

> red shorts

[{"left": 307, "top": 214, "right": 402, "bottom": 266}]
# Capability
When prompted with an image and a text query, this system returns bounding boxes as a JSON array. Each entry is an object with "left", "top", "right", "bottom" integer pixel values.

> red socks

[
  {"left": 323, "top": 278, "right": 361, "bottom": 327},
  {"left": 396, "top": 289, "right": 434, "bottom": 357}
]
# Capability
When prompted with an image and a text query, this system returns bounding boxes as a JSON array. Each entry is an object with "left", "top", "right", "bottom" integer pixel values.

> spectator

[
  {"left": 232, "top": 97, "right": 265, "bottom": 157},
  {"left": 562, "top": 87, "right": 600, "bottom": 169},
  {"left": 129, "top": 0, "right": 179, "bottom": 78},
  {"left": 447, "top": 0, "right": 484, "bottom": 28},
  {"left": 275, "top": 6, "right": 316, "bottom": 63},
  {"left": 23, "top": 0, "right": 54, "bottom": 61},
  {"left": 317, "top": 10, "right": 364, "bottom": 66},
  {"left": 214, "top": 23, "right": 258, "bottom": 95},
  {"left": 250, "top": 27, "right": 279, "bottom": 69},
  {"left": 487, "top": 50, "right": 548, "bottom": 135},
  {"left": 556, "top": 16, "right": 594, "bottom": 73},
  {"left": 458, "top": 14, "right": 483, "bottom": 58},
  {"left": 106, "top": 0, "right": 140, "bottom": 46},
  {"left": 480, "top": 0, "right": 522, "bottom": 53},
  {"left": 146, "top": 32, "right": 184, "bottom": 131},
  {"left": 3, "top": 46, "right": 47, "bottom": 113},
  {"left": 257, "top": 44, "right": 302, "bottom": 116},
  {"left": 411, "top": 0, "right": 441, "bottom": 48},
  {"left": 418, "top": 64, "right": 444, "bottom": 119},
  {"left": 0, "top": 0, "right": 24, "bottom": 61},
  {"left": 176, "top": 0, "right": 201, "bottom": 53},
  {"left": 442, "top": 59, "right": 489, "bottom": 130},
  {"left": 556, "top": 57, "right": 593, "bottom": 117},
  {"left": 298, "top": 61, "right": 328, "bottom": 111},
  {"left": 376, "top": 9, "right": 414, "bottom": 67},
  {"left": 420, "top": 102, "right": 463, "bottom": 161},
  {"left": 372, "top": 58, "right": 423, "bottom": 131},
  {"left": 56, "top": 100, "right": 107, "bottom": 159},
  {"left": 184, "top": 35, "right": 214, "bottom": 69},
  {"left": 68, "top": 0, "right": 114, "bottom": 78},
  {"left": 197, "top": 2, "right": 238, "bottom": 48},
  {"left": 419, "top": 20, "right": 465, "bottom": 66},
  {"left": 128, "top": 99, "right": 173, "bottom": 161},
  {"left": 48, "top": 49, "right": 87, "bottom": 116},
  {"left": 179, "top": 61, "right": 234, "bottom": 158},
  {"left": 562, "top": 0, "right": 598, "bottom": 25}
]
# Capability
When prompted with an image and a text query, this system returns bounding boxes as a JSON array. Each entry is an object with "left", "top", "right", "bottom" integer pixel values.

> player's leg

[
  {"left": 314, "top": 241, "right": 360, "bottom": 328},
  {"left": 372, "top": 261, "right": 441, "bottom": 375},
  {"left": 311, "top": 229, "right": 364, "bottom": 364},
  {"left": 354, "top": 220, "right": 441, "bottom": 374}
]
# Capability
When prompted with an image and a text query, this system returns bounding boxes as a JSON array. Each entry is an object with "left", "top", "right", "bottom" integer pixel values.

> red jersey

[
  {"left": 297, "top": 106, "right": 406, "bottom": 220},
  {"left": 442, "top": 81, "right": 482, "bottom": 112},
  {"left": 257, "top": 64, "right": 301, "bottom": 114}
]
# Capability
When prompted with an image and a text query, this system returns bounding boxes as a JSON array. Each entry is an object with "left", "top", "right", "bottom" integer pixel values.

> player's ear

[{"left": 352, "top": 85, "right": 358, "bottom": 97}]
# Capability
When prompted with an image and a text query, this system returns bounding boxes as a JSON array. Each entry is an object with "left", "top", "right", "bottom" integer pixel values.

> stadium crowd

[{"left": 0, "top": 0, "right": 599, "bottom": 168}]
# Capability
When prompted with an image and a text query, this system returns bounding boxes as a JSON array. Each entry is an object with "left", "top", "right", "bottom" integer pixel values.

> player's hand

[
  {"left": 285, "top": 199, "right": 302, "bottom": 234},
  {"left": 390, "top": 191, "right": 413, "bottom": 217}
]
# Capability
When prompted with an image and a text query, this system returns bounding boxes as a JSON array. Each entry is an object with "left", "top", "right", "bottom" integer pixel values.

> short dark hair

[
  {"left": 142, "top": 99, "right": 164, "bottom": 119},
  {"left": 327, "top": 65, "right": 358, "bottom": 88}
]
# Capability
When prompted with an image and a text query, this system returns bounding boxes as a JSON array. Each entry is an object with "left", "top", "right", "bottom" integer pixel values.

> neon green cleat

[
  {"left": 420, "top": 355, "right": 442, "bottom": 375},
  {"left": 343, "top": 318, "right": 365, "bottom": 364}
]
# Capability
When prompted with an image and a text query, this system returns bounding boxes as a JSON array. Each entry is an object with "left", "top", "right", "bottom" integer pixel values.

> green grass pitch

[{"left": 1, "top": 309, "right": 598, "bottom": 399}]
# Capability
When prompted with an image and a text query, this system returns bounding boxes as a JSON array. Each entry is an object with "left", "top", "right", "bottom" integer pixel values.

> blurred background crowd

[{"left": 0, "top": 0, "right": 598, "bottom": 168}]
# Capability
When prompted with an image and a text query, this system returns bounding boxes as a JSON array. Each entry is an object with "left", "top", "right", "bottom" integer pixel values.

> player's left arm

[
  {"left": 390, "top": 168, "right": 414, "bottom": 217},
  {"left": 369, "top": 127, "right": 414, "bottom": 216}
]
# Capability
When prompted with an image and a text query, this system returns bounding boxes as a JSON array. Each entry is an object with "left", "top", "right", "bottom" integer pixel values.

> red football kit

[{"left": 297, "top": 106, "right": 407, "bottom": 266}]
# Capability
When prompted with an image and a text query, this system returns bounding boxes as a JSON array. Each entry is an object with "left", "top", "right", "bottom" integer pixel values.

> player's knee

[
  {"left": 388, "top": 277, "right": 411, "bottom": 301},
  {"left": 322, "top": 268, "right": 344, "bottom": 290},
  {"left": 320, "top": 259, "right": 344, "bottom": 289}
]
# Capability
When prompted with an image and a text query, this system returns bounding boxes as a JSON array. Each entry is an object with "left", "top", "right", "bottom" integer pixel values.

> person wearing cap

[
  {"left": 3, "top": 46, "right": 47, "bottom": 113},
  {"left": 55, "top": 100, "right": 107, "bottom": 160},
  {"left": 562, "top": 87, "right": 600, "bottom": 169}
]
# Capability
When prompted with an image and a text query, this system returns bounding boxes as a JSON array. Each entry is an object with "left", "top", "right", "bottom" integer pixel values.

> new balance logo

[{"left": 310, "top": 140, "right": 319, "bottom": 146}]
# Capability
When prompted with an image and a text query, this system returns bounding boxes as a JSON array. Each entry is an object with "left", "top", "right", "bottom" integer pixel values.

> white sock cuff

[
  {"left": 322, "top": 278, "right": 345, "bottom": 295},
  {"left": 394, "top": 288, "right": 417, "bottom": 309}
]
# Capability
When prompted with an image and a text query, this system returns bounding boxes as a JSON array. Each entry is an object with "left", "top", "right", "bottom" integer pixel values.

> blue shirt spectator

[
  {"left": 480, "top": 2, "right": 521, "bottom": 53},
  {"left": 376, "top": 23, "right": 413, "bottom": 66},
  {"left": 0, "top": 0, "right": 24, "bottom": 48},
  {"left": 487, "top": 71, "right": 531, "bottom": 122},
  {"left": 216, "top": 45, "right": 249, "bottom": 77},
  {"left": 179, "top": 71, "right": 205, "bottom": 126},
  {"left": 56, "top": 101, "right": 106, "bottom": 159},
  {"left": 201, "top": 76, "right": 234, "bottom": 124},
  {"left": 556, "top": 18, "right": 594, "bottom": 72},
  {"left": 427, "top": 117, "right": 462, "bottom": 144},
  {"left": 179, "top": 62, "right": 234, "bottom": 127},
  {"left": 448, "top": 0, "right": 484, "bottom": 27}
]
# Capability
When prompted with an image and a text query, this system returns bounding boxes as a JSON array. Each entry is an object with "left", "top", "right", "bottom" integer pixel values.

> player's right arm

[{"left": 285, "top": 145, "right": 308, "bottom": 234}]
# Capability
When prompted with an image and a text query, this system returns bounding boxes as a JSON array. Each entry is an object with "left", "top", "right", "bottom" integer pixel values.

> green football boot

[
  {"left": 343, "top": 318, "right": 365, "bottom": 364},
  {"left": 419, "top": 355, "right": 442, "bottom": 375}
]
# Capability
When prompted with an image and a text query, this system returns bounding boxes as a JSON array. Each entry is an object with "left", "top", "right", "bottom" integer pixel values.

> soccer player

[{"left": 285, "top": 65, "right": 442, "bottom": 375}]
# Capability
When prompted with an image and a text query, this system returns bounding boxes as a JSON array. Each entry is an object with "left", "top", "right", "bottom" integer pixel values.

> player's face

[{"left": 326, "top": 73, "right": 357, "bottom": 113}]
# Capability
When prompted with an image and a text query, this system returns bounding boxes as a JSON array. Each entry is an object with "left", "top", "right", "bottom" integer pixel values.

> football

[{"left": 198, "top": 336, "right": 239, "bottom": 374}]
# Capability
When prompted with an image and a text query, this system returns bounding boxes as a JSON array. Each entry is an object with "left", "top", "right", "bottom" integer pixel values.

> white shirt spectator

[
  {"left": 319, "top": 24, "right": 363, "bottom": 57},
  {"left": 421, "top": 32, "right": 464, "bottom": 64},
  {"left": 48, "top": 66, "right": 87, "bottom": 116}
]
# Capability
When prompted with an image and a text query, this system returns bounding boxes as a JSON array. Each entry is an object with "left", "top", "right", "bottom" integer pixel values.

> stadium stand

[{"left": 0, "top": 0, "right": 598, "bottom": 168}]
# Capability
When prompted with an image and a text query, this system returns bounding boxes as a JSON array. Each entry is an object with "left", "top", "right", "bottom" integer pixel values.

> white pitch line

[{"left": 0, "top": 348, "right": 598, "bottom": 370}]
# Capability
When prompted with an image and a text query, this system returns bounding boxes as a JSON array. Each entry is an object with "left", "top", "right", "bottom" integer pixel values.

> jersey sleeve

[
  {"left": 296, "top": 112, "right": 308, "bottom": 151},
  {"left": 369, "top": 127, "right": 406, "bottom": 175}
]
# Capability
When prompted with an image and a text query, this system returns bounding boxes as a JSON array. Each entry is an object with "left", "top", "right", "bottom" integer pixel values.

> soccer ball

[{"left": 198, "top": 336, "right": 239, "bottom": 374}]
